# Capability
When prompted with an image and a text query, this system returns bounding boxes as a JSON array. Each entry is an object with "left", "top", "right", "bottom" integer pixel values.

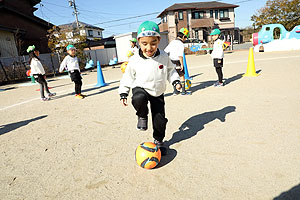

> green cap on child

[{"left": 137, "top": 21, "right": 160, "bottom": 38}]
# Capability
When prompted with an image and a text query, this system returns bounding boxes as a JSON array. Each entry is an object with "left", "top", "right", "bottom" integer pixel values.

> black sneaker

[
  {"left": 154, "top": 139, "right": 168, "bottom": 156},
  {"left": 173, "top": 90, "right": 180, "bottom": 96},
  {"left": 137, "top": 116, "right": 148, "bottom": 131},
  {"left": 181, "top": 91, "right": 191, "bottom": 95},
  {"left": 48, "top": 93, "right": 56, "bottom": 97}
]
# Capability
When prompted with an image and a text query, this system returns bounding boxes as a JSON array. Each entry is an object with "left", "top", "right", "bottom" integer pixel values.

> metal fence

[
  {"left": 0, "top": 47, "right": 118, "bottom": 84},
  {"left": 84, "top": 48, "right": 118, "bottom": 66},
  {"left": 0, "top": 53, "right": 60, "bottom": 84}
]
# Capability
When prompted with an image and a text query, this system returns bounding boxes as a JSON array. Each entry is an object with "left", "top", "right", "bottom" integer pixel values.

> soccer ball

[
  {"left": 135, "top": 142, "right": 161, "bottom": 169},
  {"left": 185, "top": 79, "right": 192, "bottom": 90},
  {"left": 120, "top": 62, "right": 128, "bottom": 73},
  {"left": 26, "top": 69, "right": 31, "bottom": 77},
  {"left": 127, "top": 51, "right": 134, "bottom": 58}
]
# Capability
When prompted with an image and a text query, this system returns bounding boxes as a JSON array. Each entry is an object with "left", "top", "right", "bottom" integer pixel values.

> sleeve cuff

[{"left": 120, "top": 93, "right": 128, "bottom": 100}]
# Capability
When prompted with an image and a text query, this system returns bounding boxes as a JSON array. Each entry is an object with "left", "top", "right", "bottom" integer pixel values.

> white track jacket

[
  {"left": 211, "top": 39, "right": 224, "bottom": 59},
  {"left": 118, "top": 49, "right": 180, "bottom": 97},
  {"left": 30, "top": 58, "right": 45, "bottom": 75}
]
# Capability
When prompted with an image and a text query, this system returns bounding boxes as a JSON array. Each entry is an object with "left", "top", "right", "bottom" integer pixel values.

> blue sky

[{"left": 35, "top": 0, "right": 267, "bottom": 37}]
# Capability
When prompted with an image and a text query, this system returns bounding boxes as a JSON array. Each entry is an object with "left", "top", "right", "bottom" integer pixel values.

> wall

[{"left": 0, "top": 31, "right": 18, "bottom": 57}]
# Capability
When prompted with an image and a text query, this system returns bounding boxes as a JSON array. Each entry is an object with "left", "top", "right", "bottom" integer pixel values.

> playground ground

[{"left": 0, "top": 49, "right": 300, "bottom": 200}]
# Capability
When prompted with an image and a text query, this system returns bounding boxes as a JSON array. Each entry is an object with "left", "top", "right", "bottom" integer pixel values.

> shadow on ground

[
  {"left": 0, "top": 115, "right": 47, "bottom": 136},
  {"left": 273, "top": 184, "right": 300, "bottom": 200},
  {"left": 165, "top": 106, "right": 236, "bottom": 147},
  {"left": 155, "top": 148, "right": 177, "bottom": 169}
]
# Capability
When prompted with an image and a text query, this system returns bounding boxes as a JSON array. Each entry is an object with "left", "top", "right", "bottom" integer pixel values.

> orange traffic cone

[{"left": 243, "top": 47, "right": 259, "bottom": 77}]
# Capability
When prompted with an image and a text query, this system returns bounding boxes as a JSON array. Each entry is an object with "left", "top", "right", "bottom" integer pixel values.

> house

[
  {"left": 158, "top": 1, "right": 239, "bottom": 43},
  {"left": 0, "top": 0, "right": 53, "bottom": 57},
  {"left": 58, "top": 21, "right": 104, "bottom": 42}
]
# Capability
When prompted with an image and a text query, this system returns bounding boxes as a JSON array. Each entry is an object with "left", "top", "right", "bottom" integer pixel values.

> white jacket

[
  {"left": 59, "top": 55, "right": 80, "bottom": 72},
  {"left": 30, "top": 58, "right": 45, "bottom": 75},
  {"left": 211, "top": 39, "right": 224, "bottom": 59},
  {"left": 118, "top": 49, "right": 180, "bottom": 97},
  {"left": 164, "top": 39, "right": 184, "bottom": 61}
]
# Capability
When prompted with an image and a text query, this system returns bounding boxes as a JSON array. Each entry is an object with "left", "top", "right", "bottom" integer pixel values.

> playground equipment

[
  {"left": 190, "top": 41, "right": 230, "bottom": 53},
  {"left": 95, "top": 60, "right": 108, "bottom": 87},
  {"left": 109, "top": 56, "right": 118, "bottom": 66},
  {"left": 252, "top": 24, "right": 300, "bottom": 46},
  {"left": 85, "top": 59, "right": 94, "bottom": 70},
  {"left": 243, "top": 47, "right": 259, "bottom": 77}
]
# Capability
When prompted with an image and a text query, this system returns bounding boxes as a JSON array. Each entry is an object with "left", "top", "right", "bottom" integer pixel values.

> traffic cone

[
  {"left": 183, "top": 53, "right": 192, "bottom": 80},
  {"left": 95, "top": 60, "right": 108, "bottom": 87},
  {"left": 243, "top": 47, "right": 259, "bottom": 77}
]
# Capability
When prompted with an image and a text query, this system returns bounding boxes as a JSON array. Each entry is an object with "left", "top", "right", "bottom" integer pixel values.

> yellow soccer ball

[
  {"left": 120, "top": 62, "right": 128, "bottom": 73},
  {"left": 135, "top": 142, "right": 161, "bottom": 169},
  {"left": 185, "top": 79, "right": 192, "bottom": 90},
  {"left": 127, "top": 51, "right": 134, "bottom": 58}
]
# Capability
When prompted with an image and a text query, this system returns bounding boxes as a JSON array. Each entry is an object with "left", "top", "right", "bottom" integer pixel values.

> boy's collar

[{"left": 139, "top": 49, "right": 160, "bottom": 59}]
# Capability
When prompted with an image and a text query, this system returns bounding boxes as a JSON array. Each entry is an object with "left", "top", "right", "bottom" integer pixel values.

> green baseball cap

[
  {"left": 130, "top": 38, "right": 137, "bottom": 43},
  {"left": 27, "top": 45, "right": 35, "bottom": 53},
  {"left": 137, "top": 21, "right": 160, "bottom": 38},
  {"left": 66, "top": 44, "right": 76, "bottom": 51},
  {"left": 210, "top": 29, "right": 221, "bottom": 36}
]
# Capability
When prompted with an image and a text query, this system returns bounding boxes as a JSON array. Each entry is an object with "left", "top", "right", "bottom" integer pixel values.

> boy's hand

[
  {"left": 120, "top": 93, "right": 128, "bottom": 106},
  {"left": 176, "top": 83, "right": 182, "bottom": 91},
  {"left": 180, "top": 66, "right": 184, "bottom": 71},
  {"left": 121, "top": 98, "right": 128, "bottom": 106}
]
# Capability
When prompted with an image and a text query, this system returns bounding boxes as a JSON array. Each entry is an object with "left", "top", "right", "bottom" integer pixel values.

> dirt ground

[{"left": 1, "top": 49, "right": 300, "bottom": 200}]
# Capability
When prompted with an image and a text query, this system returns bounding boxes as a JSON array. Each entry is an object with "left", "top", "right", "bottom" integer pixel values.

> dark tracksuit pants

[
  {"left": 131, "top": 87, "right": 168, "bottom": 142},
  {"left": 213, "top": 58, "right": 223, "bottom": 83},
  {"left": 35, "top": 74, "right": 50, "bottom": 98},
  {"left": 70, "top": 70, "right": 82, "bottom": 95}
]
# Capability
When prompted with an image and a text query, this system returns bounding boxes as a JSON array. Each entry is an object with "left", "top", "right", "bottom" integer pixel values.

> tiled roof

[{"left": 158, "top": 1, "right": 239, "bottom": 17}]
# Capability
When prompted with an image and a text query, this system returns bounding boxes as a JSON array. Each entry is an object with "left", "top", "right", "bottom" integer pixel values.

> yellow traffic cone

[{"left": 243, "top": 47, "right": 259, "bottom": 77}]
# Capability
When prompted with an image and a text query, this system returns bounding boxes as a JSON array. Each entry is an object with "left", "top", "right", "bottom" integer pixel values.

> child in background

[
  {"left": 164, "top": 28, "right": 191, "bottom": 95},
  {"left": 27, "top": 45, "right": 56, "bottom": 101},
  {"left": 210, "top": 29, "right": 225, "bottom": 87},
  {"left": 129, "top": 38, "right": 138, "bottom": 55},
  {"left": 118, "top": 21, "right": 181, "bottom": 155},
  {"left": 59, "top": 45, "right": 86, "bottom": 99}
]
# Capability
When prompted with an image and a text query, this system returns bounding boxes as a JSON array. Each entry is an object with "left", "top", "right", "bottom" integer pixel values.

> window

[
  {"left": 215, "top": 10, "right": 219, "bottom": 19},
  {"left": 178, "top": 11, "right": 183, "bottom": 20},
  {"left": 98, "top": 31, "right": 101, "bottom": 36},
  {"left": 88, "top": 30, "right": 93, "bottom": 37},
  {"left": 162, "top": 15, "right": 167, "bottom": 23},
  {"left": 195, "top": 30, "right": 199, "bottom": 39},
  {"left": 210, "top": 10, "right": 213, "bottom": 18},
  {"left": 192, "top": 11, "right": 205, "bottom": 19},
  {"left": 219, "top": 9, "right": 229, "bottom": 18}
]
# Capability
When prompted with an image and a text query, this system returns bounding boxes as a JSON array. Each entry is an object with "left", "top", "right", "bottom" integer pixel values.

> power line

[
  {"left": 102, "top": 18, "right": 159, "bottom": 29},
  {"left": 41, "top": 1, "right": 70, "bottom": 9},
  {"left": 92, "top": 12, "right": 160, "bottom": 25}
]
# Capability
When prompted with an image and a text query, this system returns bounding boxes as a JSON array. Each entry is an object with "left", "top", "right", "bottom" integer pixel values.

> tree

[
  {"left": 251, "top": 0, "right": 300, "bottom": 31},
  {"left": 47, "top": 25, "right": 88, "bottom": 68}
]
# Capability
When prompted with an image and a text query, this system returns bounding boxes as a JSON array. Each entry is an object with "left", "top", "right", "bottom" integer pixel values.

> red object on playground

[
  {"left": 36, "top": 87, "right": 52, "bottom": 91},
  {"left": 26, "top": 69, "right": 31, "bottom": 77}
]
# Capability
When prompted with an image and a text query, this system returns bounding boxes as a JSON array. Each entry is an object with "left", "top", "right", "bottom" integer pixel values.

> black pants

[
  {"left": 132, "top": 87, "right": 168, "bottom": 141},
  {"left": 213, "top": 58, "right": 223, "bottom": 83},
  {"left": 215, "top": 67, "right": 223, "bottom": 83},
  {"left": 70, "top": 70, "right": 82, "bottom": 95},
  {"left": 35, "top": 74, "right": 50, "bottom": 98}
]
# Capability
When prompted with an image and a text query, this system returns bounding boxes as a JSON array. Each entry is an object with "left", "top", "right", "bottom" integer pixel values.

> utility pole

[{"left": 69, "top": 0, "right": 79, "bottom": 29}]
